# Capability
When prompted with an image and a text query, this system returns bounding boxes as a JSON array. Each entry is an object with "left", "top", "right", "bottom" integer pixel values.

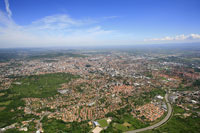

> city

[{"left": 0, "top": 47, "right": 199, "bottom": 132}]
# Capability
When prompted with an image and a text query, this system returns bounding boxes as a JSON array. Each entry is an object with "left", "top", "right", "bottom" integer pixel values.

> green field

[
  {"left": 97, "top": 119, "right": 108, "bottom": 127},
  {"left": 10, "top": 73, "right": 78, "bottom": 98},
  {"left": 114, "top": 123, "right": 128, "bottom": 131}
]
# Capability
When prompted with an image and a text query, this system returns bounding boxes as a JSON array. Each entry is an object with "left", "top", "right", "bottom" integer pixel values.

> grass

[
  {"left": 123, "top": 122, "right": 131, "bottom": 127},
  {"left": 121, "top": 114, "right": 148, "bottom": 130},
  {"left": 114, "top": 123, "right": 128, "bottom": 131},
  {"left": 0, "top": 100, "right": 12, "bottom": 106},
  {"left": 97, "top": 119, "right": 108, "bottom": 127}
]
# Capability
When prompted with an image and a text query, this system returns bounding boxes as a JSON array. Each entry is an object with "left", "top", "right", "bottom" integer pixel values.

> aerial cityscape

[{"left": 0, "top": 0, "right": 200, "bottom": 133}]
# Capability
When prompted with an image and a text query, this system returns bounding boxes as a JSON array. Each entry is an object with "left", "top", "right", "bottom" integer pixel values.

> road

[
  {"left": 126, "top": 93, "right": 172, "bottom": 133},
  {"left": 36, "top": 112, "right": 50, "bottom": 131}
]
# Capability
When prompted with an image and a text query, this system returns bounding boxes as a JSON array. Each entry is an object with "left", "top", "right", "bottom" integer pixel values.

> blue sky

[{"left": 0, "top": 0, "right": 200, "bottom": 48}]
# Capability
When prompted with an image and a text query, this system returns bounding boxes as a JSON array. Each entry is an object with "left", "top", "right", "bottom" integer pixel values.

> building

[
  {"left": 156, "top": 95, "right": 164, "bottom": 100},
  {"left": 93, "top": 121, "right": 100, "bottom": 127}
]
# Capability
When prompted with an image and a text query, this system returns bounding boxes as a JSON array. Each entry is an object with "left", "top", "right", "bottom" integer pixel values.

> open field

[{"left": 97, "top": 119, "right": 108, "bottom": 127}]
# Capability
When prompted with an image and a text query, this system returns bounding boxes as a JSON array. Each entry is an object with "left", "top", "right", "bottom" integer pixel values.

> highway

[{"left": 126, "top": 93, "right": 172, "bottom": 133}]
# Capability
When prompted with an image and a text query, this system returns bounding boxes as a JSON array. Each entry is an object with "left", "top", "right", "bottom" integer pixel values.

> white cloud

[
  {"left": 189, "top": 34, "right": 200, "bottom": 39},
  {"left": 0, "top": 0, "right": 122, "bottom": 48},
  {"left": 0, "top": 0, "right": 119, "bottom": 48},
  {"left": 0, "top": 10, "right": 15, "bottom": 27},
  {"left": 103, "top": 16, "right": 119, "bottom": 19},
  {"left": 4, "top": 0, "right": 12, "bottom": 18},
  {"left": 0, "top": 9, "right": 118, "bottom": 48},
  {"left": 145, "top": 34, "right": 200, "bottom": 42},
  {"left": 30, "top": 14, "right": 81, "bottom": 30}
]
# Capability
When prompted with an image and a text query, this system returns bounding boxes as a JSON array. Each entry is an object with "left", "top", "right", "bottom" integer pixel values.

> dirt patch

[{"left": 0, "top": 107, "right": 6, "bottom": 111}]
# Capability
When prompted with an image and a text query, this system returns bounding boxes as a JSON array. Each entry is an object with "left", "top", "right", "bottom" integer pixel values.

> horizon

[{"left": 1, "top": 42, "right": 200, "bottom": 51}]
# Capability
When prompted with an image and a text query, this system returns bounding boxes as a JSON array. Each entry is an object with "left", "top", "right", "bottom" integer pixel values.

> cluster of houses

[
  {"left": 1, "top": 51, "right": 200, "bottom": 132},
  {"left": 136, "top": 102, "right": 165, "bottom": 121}
]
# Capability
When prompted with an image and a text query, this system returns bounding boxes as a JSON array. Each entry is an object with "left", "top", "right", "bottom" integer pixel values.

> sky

[{"left": 0, "top": 0, "right": 200, "bottom": 48}]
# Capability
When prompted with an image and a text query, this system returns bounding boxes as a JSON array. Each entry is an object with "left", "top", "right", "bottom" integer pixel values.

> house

[
  {"left": 191, "top": 100, "right": 198, "bottom": 104},
  {"left": 107, "top": 118, "right": 112, "bottom": 123},
  {"left": 93, "top": 121, "right": 100, "bottom": 127},
  {"left": 161, "top": 104, "right": 167, "bottom": 111},
  {"left": 19, "top": 127, "right": 28, "bottom": 131},
  {"left": 156, "top": 95, "right": 164, "bottom": 100}
]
